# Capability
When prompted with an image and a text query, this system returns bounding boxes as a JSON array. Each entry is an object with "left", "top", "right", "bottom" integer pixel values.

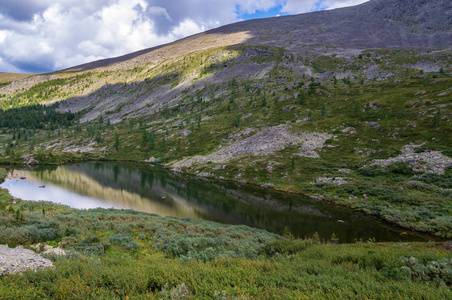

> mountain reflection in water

[{"left": 1, "top": 162, "right": 434, "bottom": 243}]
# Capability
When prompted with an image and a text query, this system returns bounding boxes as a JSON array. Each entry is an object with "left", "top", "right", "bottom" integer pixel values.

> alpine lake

[{"left": 0, "top": 162, "right": 436, "bottom": 243}]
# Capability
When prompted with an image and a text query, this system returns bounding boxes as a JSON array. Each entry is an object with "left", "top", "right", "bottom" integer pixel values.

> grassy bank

[{"left": 1, "top": 168, "right": 452, "bottom": 299}]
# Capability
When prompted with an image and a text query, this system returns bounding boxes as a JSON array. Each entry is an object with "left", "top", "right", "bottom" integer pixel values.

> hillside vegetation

[
  {"left": 1, "top": 44, "right": 450, "bottom": 237},
  {"left": 0, "top": 0, "right": 452, "bottom": 297},
  {"left": 1, "top": 169, "right": 452, "bottom": 299},
  {"left": 0, "top": 0, "right": 451, "bottom": 238}
]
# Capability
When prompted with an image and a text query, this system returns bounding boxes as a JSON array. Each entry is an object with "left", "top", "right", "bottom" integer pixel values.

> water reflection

[{"left": 1, "top": 162, "right": 434, "bottom": 242}]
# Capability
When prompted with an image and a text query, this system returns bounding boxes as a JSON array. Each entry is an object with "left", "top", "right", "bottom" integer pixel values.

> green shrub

[
  {"left": 152, "top": 219, "right": 278, "bottom": 261},
  {"left": 263, "top": 239, "right": 313, "bottom": 256},
  {"left": 400, "top": 256, "right": 452, "bottom": 285},
  {"left": 160, "top": 282, "right": 190, "bottom": 300},
  {"left": 443, "top": 150, "right": 452, "bottom": 158},
  {"left": 0, "top": 220, "right": 60, "bottom": 245},
  {"left": 369, "top": 188, "right": 404, "bottom": 203},
  {"left": 109, "top": 234, "right": 139, "bottom": 250},
  {"left": 75, "top": 235, "right": 105, "bottom": 256},
  {"left": 386, "top": 162, "right": 414, "bottom": 176},
  {"left": 414, "top": 147, "right": 429, "bottom": 153},
  {"left": 420, "top": 173, "right": 452, "bottom": 189},
  {"left": 429, "top": 216, "right": 452, "bottom": 238},
  {"left": 358, "top": 166, "right": 385, "bottom": 177}
]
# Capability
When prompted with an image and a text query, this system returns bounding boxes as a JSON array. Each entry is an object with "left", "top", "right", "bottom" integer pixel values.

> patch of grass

[{"left": 1, "top": 238, "right": 451, "bottom": 299}]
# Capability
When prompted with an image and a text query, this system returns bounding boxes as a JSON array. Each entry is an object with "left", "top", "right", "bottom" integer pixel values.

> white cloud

[
  {"left": 281, "top": 0, "right": 318, "bottom": 14},
  {"left": 0, "top": 30, "right": 9, "bottom": 43},
  {"left": 320, "top": 0, "right": 369, "bottom": 10},
  {"left": 281, "top": 0, "right": 368, "bottom": 14},
  {"left": 171, "top": 19, "right": 205, "bottom": 39},
  {"left": 0, "top": 0, "right": 369, "bottom": 73}
]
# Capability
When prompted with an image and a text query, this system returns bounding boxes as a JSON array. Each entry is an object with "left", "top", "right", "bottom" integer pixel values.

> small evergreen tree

[
  {"left": 354, "top": 102, "right": 360, "bottom": 117},
  {"left": 321, "top": 103, "right": 328, "bottom": 119},
  {"left": 161, "top": 135, "right": 166, "bottom": 150},
  {"left": 114, "top": 133, "right": 120, "bottom": 151},
  {"left": 149, "top": 131, "right": 156, "bottom": 148},
  {"left": 142, "top": 130, "right": 148, "bottom": 147},
  {"left": 433, "top": 107, "right": 442, "bottom": 127},
  {"left": 298, "top": 90, "right": 306, "bottom": 105},
  {"left": 384, "top": 114, "right": 390, "bottom": 130}
]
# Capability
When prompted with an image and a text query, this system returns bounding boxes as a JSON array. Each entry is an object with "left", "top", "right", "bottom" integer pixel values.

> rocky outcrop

[
  {"left": 169, "top": 125, "right": 333, "bottom": 170},
  {"left": 313, "top": 177, "right": 349, "bottom": 185},
  {"left": 20, "top": 155, "right": 39, "bottom": 165},
  {"left": 371, "top": 144, "right": 452, "bottom": 175},
  {"left": 0, "top": 245, "right": 54, "bottom": 276}
]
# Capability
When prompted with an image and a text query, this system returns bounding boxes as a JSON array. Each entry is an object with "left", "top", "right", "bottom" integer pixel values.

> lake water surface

[{"left": 0, "top": 162, "right": 434, "bottom": 242}]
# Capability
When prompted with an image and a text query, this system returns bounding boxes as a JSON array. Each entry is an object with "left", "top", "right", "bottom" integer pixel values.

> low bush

[
  {"left": 443, "top": 150, "right": 452, "bottom": 158},
  {"left": 358, "top": 166, "right": 385, "bottom": 177},
  {"left": 0, "top": 220, "right": 60, "bottom": 245},
  {"left": 429, "top": 216, "right": 452, "bottom": 238},
  {"left": 263, "top": 239, "right": 314, "bottom": 256},
  {"left": 75, "top": 235, "right": 106, "bottom": 256},
  {"left": 414, "top": 147, "right": 429, "bottom": 153},
  {"left": 369, "top": 187, "right": 404, "bottom": 203},
  {"left": 420, "top": 172, "right": 452, "bottom": 189},
  {"left": 109, "top": 234, "right": 139, "bottom": 250},
  {"left": 152, "top": 219, "right": 278, "bottom": 261},
  {"left": 386, "top": 161, "right": 415, "bottom": 176},
  {"left": 400, "top": 256, "right": 452, "bottom": 286}
]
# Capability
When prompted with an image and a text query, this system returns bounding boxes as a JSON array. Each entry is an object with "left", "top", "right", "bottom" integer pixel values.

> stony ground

[
  {"left": 371, "top": 144, "right": 452, "bottom": 174},
  {"left": 0, "top": 245, "right": 54, "bottom": 276},
  {"left": 169, "top": 125, "right": 333, "bottom": 171}
]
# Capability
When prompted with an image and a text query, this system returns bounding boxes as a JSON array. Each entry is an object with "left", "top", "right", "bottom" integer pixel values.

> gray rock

[
  {"left": 314, "top": 177, "right": 349, "bottom": 186},
  {"left": 0, "top": 245, "right": 54, "bottom": 276},
  {"left": 178, "top": 129, "right": 192, "bottom": 136},
  {"left": 365, "top": 121, "right": 380, "bottom": 128},
  {"left": 169, "top": 125, "right": 333, "bottom": 170},
  {"left": 371, "top": 144, "right": 452, "bottom": 174}
]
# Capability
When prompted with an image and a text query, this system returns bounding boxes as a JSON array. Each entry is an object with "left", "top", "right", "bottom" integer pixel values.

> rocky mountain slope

[
  {"left": 0, "top": 0, "right": 451, "bottom": 237},
  {"left": 41, "top": 0, "right": 452, "bottom": 72}
]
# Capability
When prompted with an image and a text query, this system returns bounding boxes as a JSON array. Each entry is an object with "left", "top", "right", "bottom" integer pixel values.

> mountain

[
  {"left": 61, "top": 0, "right": 452, "bottom": 72},
  {"left": 1, "top": 0, "right": 451, "bottom": 121},
  {"left": 0, "top": 0, "right": 451, "bottom": 238}
]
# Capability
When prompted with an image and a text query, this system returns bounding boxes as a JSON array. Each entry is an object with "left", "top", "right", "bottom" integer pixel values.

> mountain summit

[{"left": 61, "top": 0, "right": 452, "bottom": 73}]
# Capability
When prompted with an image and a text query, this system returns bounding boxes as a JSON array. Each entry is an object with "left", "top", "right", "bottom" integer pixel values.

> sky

[{"left": 0, "top": 0, "right": 368, "bottom": 74}]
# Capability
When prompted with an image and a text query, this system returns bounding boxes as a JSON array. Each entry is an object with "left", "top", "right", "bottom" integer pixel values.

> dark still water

[{"left": 1, "top": 162, "right": 434, "bottom": 242}]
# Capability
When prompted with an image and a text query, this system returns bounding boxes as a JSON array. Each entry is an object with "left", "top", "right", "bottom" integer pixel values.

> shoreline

[{"left": 0, "top": 160, "right": 446, "bottom": 241}]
